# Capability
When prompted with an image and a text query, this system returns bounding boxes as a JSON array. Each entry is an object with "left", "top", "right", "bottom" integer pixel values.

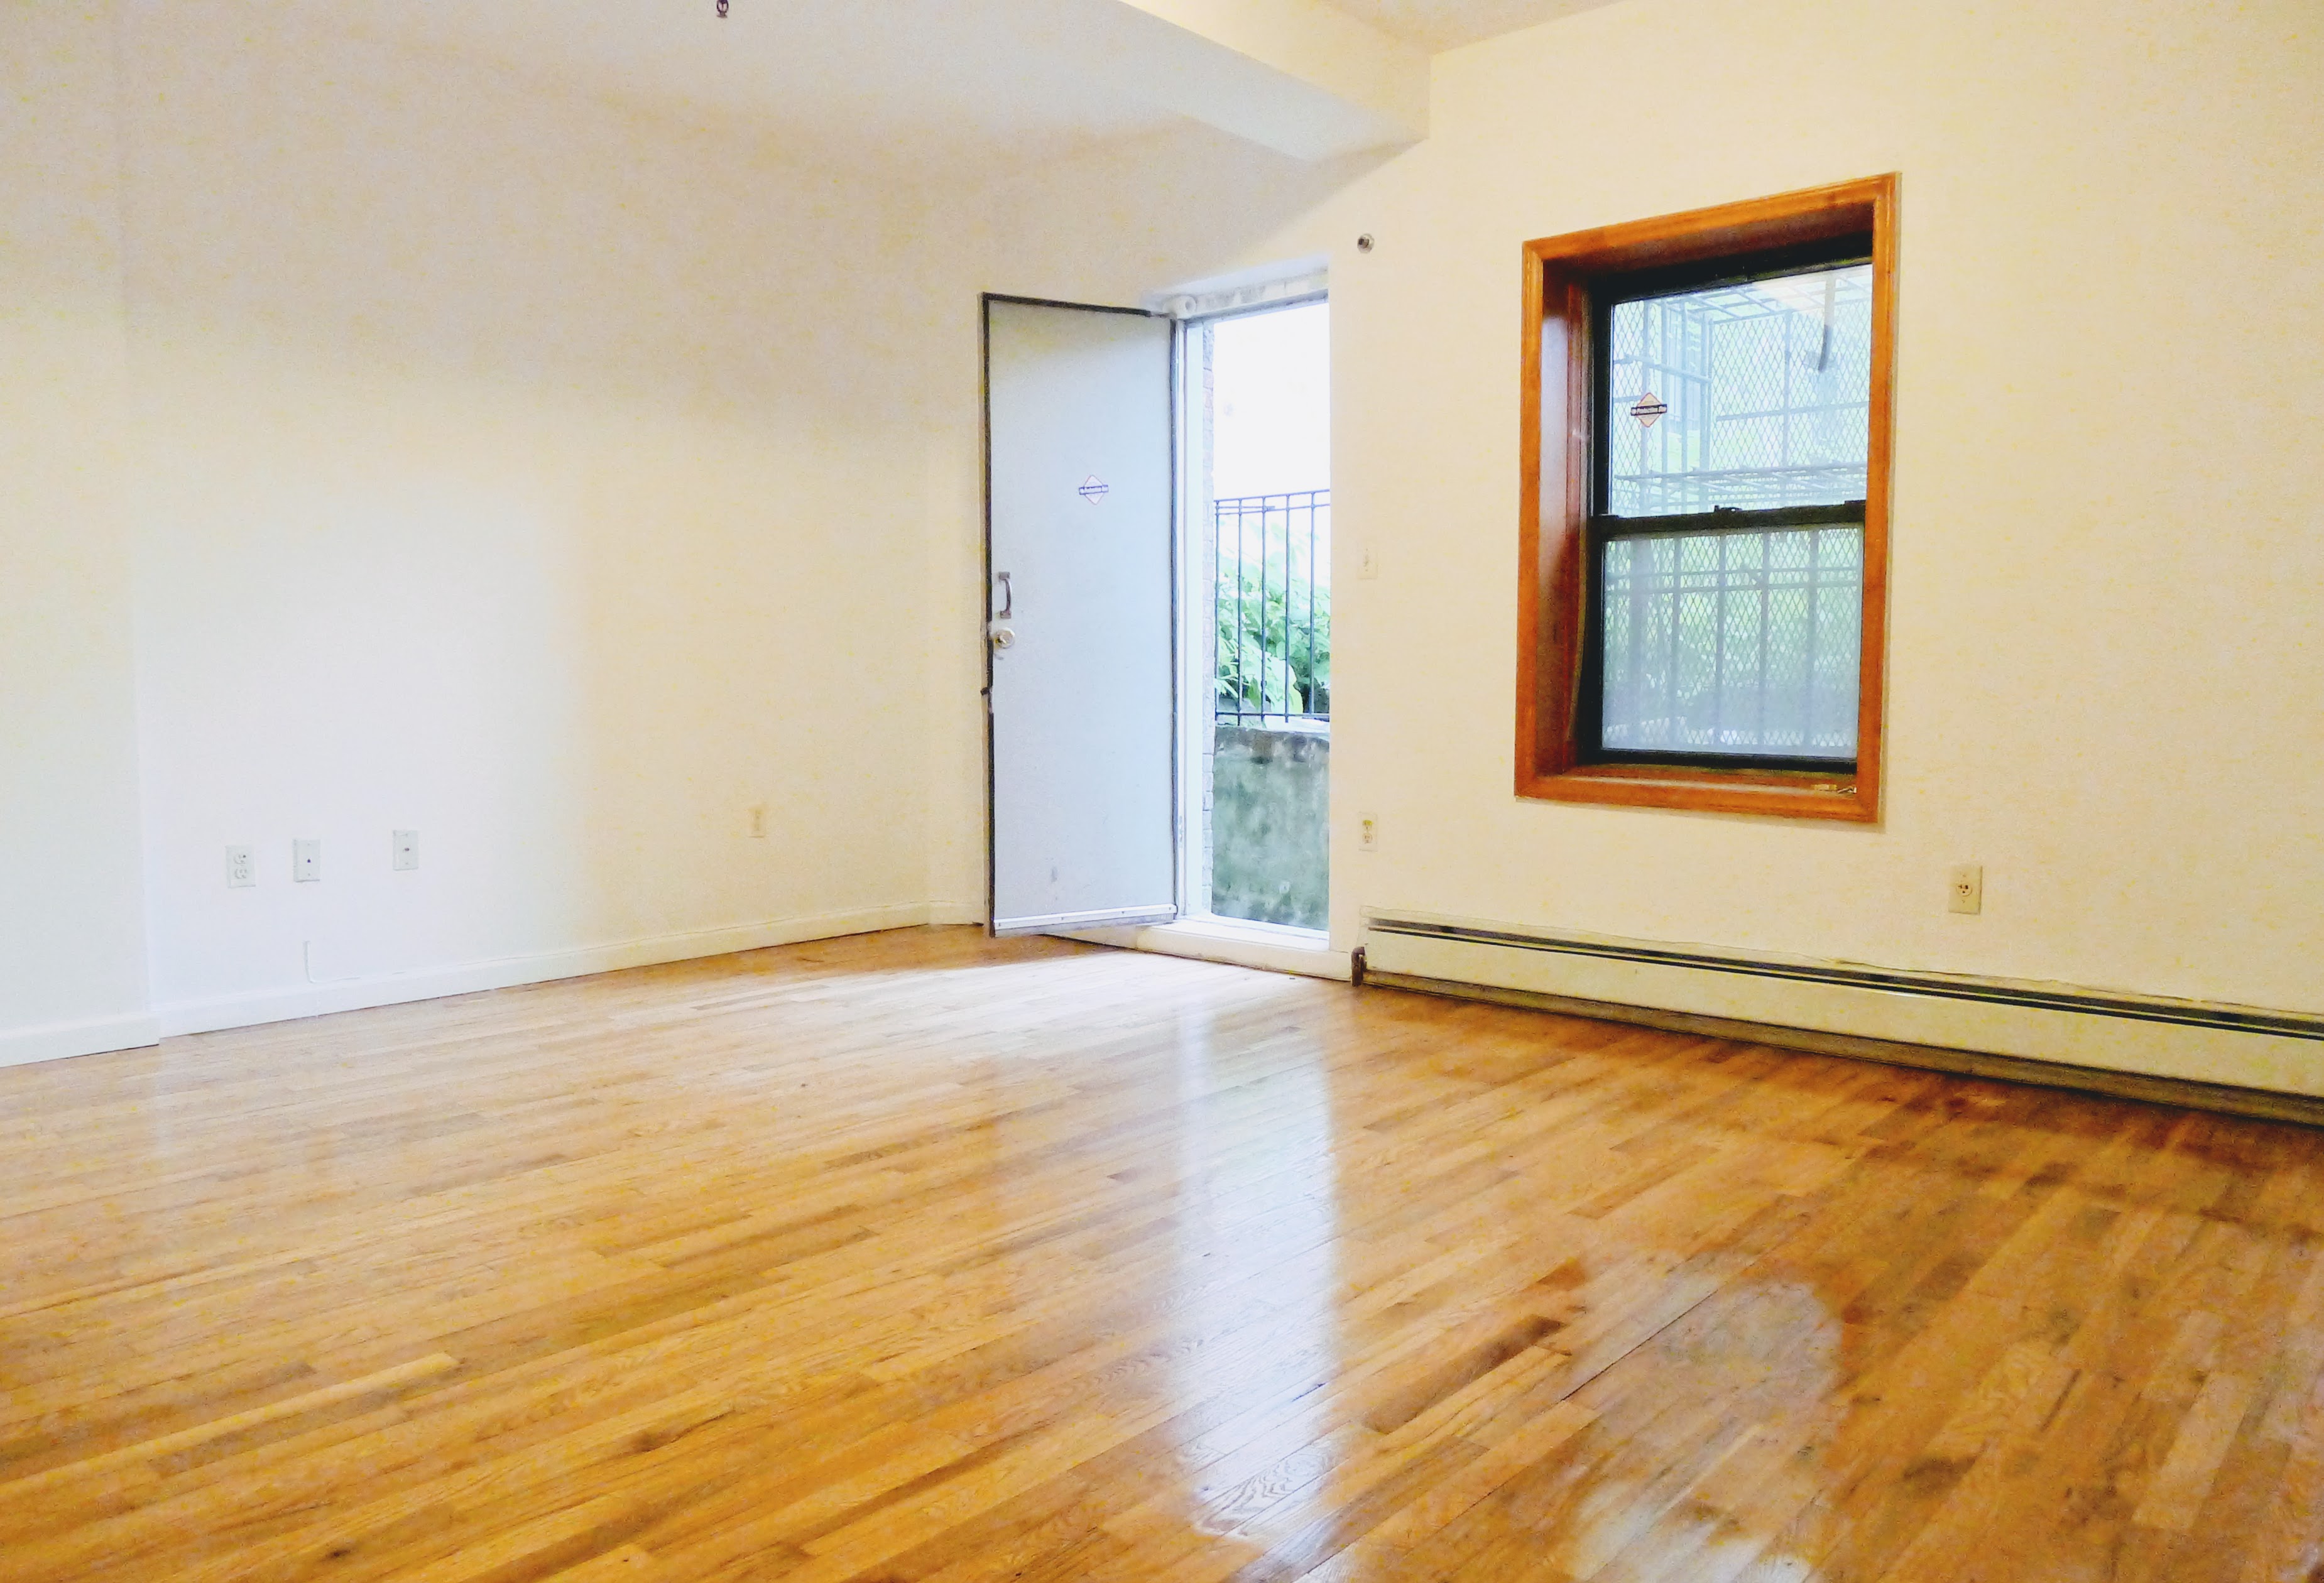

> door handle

[{"left": 994, "top": 571, "right": 1013, "bottom": 620}]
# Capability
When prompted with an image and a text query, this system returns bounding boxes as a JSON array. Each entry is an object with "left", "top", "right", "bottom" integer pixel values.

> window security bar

[{"left": 1213, "top": 489, "right": 1331, "bottom": 726}]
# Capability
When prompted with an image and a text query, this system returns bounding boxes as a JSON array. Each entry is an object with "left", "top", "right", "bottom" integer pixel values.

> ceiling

[
  {"left": 246, "top": 0, "right": 1626, "bottom": 179},
  {"left": 262, "top": 0, "right": 1184, "bottom": 178},
  {"left": 1319, "top": 0, "right": 1626, "bottom": 53}
]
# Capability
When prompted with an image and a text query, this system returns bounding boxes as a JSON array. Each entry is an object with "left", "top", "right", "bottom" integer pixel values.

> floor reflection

[
  {"left": 1096, "top": 973, "right": 2324, "bottom": 1582},
  {"left": 1138, "top": 998, "right": 1346, "bottom": 1570}
]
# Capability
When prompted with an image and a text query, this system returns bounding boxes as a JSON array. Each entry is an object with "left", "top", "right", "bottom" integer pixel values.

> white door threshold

[{"left": 1062, "top": 916, "right": 1351, "bottom": 981}]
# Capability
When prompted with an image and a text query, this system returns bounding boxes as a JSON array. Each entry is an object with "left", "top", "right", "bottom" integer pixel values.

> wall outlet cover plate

[{"left": 1948, "top": 863, "right": 1983, "bottom": 915}]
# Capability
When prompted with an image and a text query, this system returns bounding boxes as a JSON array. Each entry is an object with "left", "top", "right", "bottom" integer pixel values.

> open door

[{"left": 984, "top": 295, "right": 1177, "bottom": 935}]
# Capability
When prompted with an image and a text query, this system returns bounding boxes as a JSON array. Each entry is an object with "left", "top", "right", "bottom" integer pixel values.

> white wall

[
  {"left": 118, "top": 5, "right": 963, "bottom": 1032},
  {"left": 0, "top": 4, "right": 156, "bottom": 1065},
  {"left": 939, "top": 0, "right": 2324, "bottom": 1015},
  {"left": 0, "top": 3, "right": 974, "bottom": 1052},
  {"left": 3, "top": 2, "right": 1152, "bottom": 1068}
]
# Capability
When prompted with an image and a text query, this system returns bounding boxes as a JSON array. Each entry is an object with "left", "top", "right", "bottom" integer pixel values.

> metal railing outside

[{"left": 1213, "top": 489, "right": 1330, "bottom": 724}]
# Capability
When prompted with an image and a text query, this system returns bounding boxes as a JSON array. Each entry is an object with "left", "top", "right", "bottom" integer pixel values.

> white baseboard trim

[
  {"left": 155, "top": 903, "right": 949, "bottom": 1039},
  {"left": 0, "top": 1011, "right": 164, "bottom": 1070},
  {"left": 1361, "top": 911, "right": 2324, "bottom": 1099},
  {"left": 1069, "top": 917, "right": 1353, "bottom": 982}
]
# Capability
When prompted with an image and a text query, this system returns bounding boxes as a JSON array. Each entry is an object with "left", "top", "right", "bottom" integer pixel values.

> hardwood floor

[{"left": 6, "top": 926, "right": 2324, "bottom": 1582}]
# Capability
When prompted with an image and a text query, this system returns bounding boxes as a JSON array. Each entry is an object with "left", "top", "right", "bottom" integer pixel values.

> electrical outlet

[
  {"left": 226, "top": 845, "right": 255, "bottom": 888},
  {"left": 392, "top": 830, "right": 419, "bottom": 871},
  {"left": 748, "top": 805, "right": 769, "bottom": 840},
  {"left": 1947, "top": 863, "right": 1983, "bottom": 915},
  {"left": 1358, "top": 814, "right": 1379, "bottom": 852},
  {"left": 292, "top": 839, "right": 322, "bottom": 883}
]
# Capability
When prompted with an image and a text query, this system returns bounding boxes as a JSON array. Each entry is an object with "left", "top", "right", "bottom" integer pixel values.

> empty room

[{"left": 5, "top": 1, "right": 2322, "bottom": 1579}]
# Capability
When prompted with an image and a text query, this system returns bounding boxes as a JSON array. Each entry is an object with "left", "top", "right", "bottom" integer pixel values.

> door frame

[
  {"left": 1168, "top": 290, "right": 1333, "bottom": 932},
  {"left": 979, "top": 292, "right": 1182, "bottom": 935}
]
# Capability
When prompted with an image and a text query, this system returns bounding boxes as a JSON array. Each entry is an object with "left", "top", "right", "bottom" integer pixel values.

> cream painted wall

[
  {"left": 940, "top": 0, "right": 2324, "bottom": 1014},
  {"left": 0, "top": 4, "right": 156, "bottom": 1064},
  {"left": 114, "top": 6, "right": 952, "bottom": 1028}
]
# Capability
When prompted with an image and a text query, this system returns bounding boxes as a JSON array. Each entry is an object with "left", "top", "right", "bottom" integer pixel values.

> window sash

[
  {"left": 1590, "top": 245, "right": 1874, "bottom": 525},
  {"left": 1583, "top": 506, "right": 1865, "bottom": 771},
  {"left": 1591, "top": 501, "right": 1865, "bottom": 541}
]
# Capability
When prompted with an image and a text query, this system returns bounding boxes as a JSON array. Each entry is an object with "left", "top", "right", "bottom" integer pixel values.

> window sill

[{"left": 1518, "top": 763, "right": 1874, "bottom": 822}]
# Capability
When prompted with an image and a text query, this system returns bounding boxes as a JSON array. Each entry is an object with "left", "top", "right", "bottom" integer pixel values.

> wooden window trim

[{"left": 1517, "top": 175, "right": 1899, "bottom": 823}]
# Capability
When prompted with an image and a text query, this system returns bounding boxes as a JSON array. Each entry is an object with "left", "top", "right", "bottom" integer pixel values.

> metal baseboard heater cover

[{"left": 1361, "top": 911, "right": 2324, "bottom": 1118}]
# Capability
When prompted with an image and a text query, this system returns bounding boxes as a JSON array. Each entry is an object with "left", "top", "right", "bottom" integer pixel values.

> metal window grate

[
  {"left": 1607, "top": 263, "right": 1872, "bottom": 517},
  {"left": 1600, "top": 525, "right": 1862, "bottom": 759},
  {"left": 1214, "top": 490, "right": 1330, "bottom": 724},
  {"left": 1593, "top": 258, "right": 1871, "bottom": 765}
]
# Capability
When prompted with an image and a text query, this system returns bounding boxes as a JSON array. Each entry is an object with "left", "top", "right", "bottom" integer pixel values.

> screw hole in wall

[{"left": 1356, "top": 234, "right": 1375, "bottom": 253}]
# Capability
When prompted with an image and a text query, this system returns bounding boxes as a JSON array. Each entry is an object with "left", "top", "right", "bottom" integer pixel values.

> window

[{"left": 1518, "top": 177, "right": 1897, "bottom": 821}]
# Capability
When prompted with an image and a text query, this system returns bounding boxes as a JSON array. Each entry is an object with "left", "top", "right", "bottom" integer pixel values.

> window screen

[{"left": 1593, "top": 258, "right": 1871, "bottom": 765}]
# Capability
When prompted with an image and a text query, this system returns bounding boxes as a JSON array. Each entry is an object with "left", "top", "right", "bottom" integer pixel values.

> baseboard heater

[{"left": 1360, "top": 911, "right": 2324, "bottom": 1126}]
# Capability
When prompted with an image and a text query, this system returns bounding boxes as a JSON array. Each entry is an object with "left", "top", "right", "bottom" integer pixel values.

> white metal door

[{"left": 985, "top": 296, "right": 1177, "bottom": 935}]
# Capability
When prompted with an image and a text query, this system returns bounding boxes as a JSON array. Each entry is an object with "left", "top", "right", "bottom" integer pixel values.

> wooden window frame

[{"left": 1517, "top": 175, "right": 1899, "bottom": 823}]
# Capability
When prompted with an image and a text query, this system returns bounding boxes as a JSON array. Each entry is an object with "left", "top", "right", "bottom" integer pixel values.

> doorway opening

[{"left": 1181, "top": 297, "right": 1330, "bottom": 933}]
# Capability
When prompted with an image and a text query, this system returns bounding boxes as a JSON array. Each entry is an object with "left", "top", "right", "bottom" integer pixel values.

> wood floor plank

[{"left": 8, "top": 925, "right": 2324, "bottom": 1581}]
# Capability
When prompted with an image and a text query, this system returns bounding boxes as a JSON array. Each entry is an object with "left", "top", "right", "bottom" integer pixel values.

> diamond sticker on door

[
  {"left": 1630, "top": 393, "right": 1669, "bottom": 427},
  {"left": 1078, "top": 476, "right": 1110, "bottom": 503}
]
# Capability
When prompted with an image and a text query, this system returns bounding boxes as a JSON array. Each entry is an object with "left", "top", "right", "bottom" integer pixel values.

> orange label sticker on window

[{"left": 1630, "top": 393, "right": 1668, "bottom": 427}]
